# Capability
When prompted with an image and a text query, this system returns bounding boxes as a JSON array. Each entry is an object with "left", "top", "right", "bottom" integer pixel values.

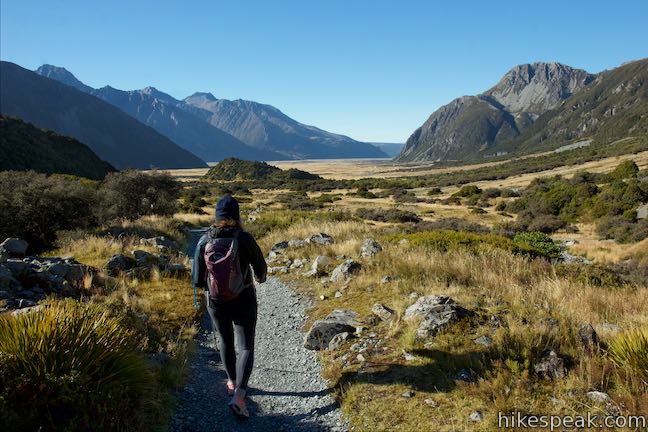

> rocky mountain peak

[
  {"left": 483, "top": 62, "right": 595, "bottom": 114},
  {"left": 185, "top": 92, "right": 217, "bottom": 102},
  {"left": 35, "top": 64, "right": 92, "bottom": 93}
]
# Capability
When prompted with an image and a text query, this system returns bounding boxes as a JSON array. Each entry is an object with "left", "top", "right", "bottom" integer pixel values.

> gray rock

[
  {"left": 287, "top": 239, "right": 306, "bottom": 249},
  {"left": 328, "top": 332, "right": 352, "bottom": 350},
  {"left": 0, "top": 290, "right": 11, "bottom": 299},
  {"left": 334, "top": 291, "right": 342, "bottom": 298},
  {"left": 371, "top": 303, "right": 394, "bottom": 321},
  {"left": 424, "top": 398, "right": 438, "bottom": 407},
  {"left": 105, "top": 254, "right": 136, "bottom": 276},
  {"left": 132, "top": 249, "right": 160, "bottom": 266},
  {"left": 140, "top": 236, "right": 178, "bottom": 250},
  {"left": 359, "top": 239, "right": 382, "bottom": 257},
  {"left": 578, "top": 323, "right": 599, "bottom": 350},
  {"left": 402, "top": 350, "right": 417, "bottom": 361},
  {"left": 453, "top": 368, "right": 477, "bottom": 382},
  {"left": 398, "top": 238, "right": 410, "bottom": 246},
  {"left": 587, "top": 391, "right": 611, "bottom": 404},
  {"left": 289, "top": 258, "right": 306, "bottom": 269},
  {"left": 0, "top": 248, "right": 7, "bottom": 263},
  {"left": 330, "top": 259, "right": 362, "bottom": 282},
  {"left": 416, "top": 303, "right": 473, "bottom": 339},
  {"left": 469, "top": 411, "right": 484, "bottom": 422},
  {"left": 474, "top": 335, "right": 493, "bottom": 347},
  {"left": 17, "top": 298, "right": 36, "bottom": 308},
  {"left": 3, "top": 259, "right": 30, "bottom": 276},
  {"left": 599, "top": 323, "right": 621, "bottom": 333},
  {"left": 401, "top": 390, "right": 414, "bottom": 398},
  {"left": 305, "top": 233, "right": 334, "bottom": 246},
  {"left": 268, "top": 266, "right": 289, "bottom": 275},
  {"left": 304, "top": 309, "right": 359, "bottom": 350},
  {"left": 380, "top": 275, "right": 393, "bottom": 284},
  {"left": 11, "top": 304, "right": 43, "bottom": 316},
  {"left": 560, "top": 251, "right": 593, "bottom": 264},
  {"left": 356, "top": 353, "right": 366, "bottom": 362},
  {"left": 1, "top": 238, "right": 28, "bottom": 257},
  {"left": 270, "top": 241, "right": 290, "bottom": 253},
  {"left": 534, "top": 350, "right": 567, "bottom": 380},
  {"left": 0, "top": 264, "right": 20, "bottom": 289},
  {"left": 404, "top": 295, "right": 454, "bottom": 320}
]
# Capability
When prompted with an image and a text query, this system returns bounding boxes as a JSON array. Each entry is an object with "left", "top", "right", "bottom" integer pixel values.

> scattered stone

[
  {"left": 359, "top": 239, "right": 382, "bottom": 257},
  {"left": 1, "top": 238, "right": 28, "bottom": 257},
  {"left": 534, "top": 350, "right": 567, "bottom": 380},
  {"left": 469, "top": 411, "right": 483, "bottom": 422},
  {"left": 268, "top": 266, "right": 289, "bottom": 275},
  {"left": 404, "top": 295, "right": 454, "bottom": 320},
  {"left": 549, "top": 396, "right": 564, "bottom": 406},
  {"left": 401, "top": 390, "right": 414, "bottom": 398},
  {"left": 105, "top": 254, "right": 136, "bottom": 276},
  {"left": 330, "top": 259, "right": 362, "bottom": 282},
  {"left": 474, "top": 335, "right": 493, "bottom": 347},
  {"left": 453, "top": 368, "right": 476, "bottom": 382},
  {"left": 418, "top": 306, "right": 473, "bottom": 339},
  {"left": 380, "top": 275, "right": 393, "bottom": 284},
  {"left": 319, "top": 295, "right": 327, "bottom": 301},
  {"left": 132, "top": 250, "right": 160, "bottom": 266},
  {"left": 587, "top": 391, "right": 611, "bottom": 404},
  {"left": 304, "top": 309, "right": 359, "bottom": 350},
  {"left": 600, "top": 323, "right": 621, "bottom": 333},
  {"left": 140, "top": 236, "right": 178, "bottom": 250},
  {"left": 356, "top": 353, "right": 366, "bottom": 363},
  {"left": 328, "top": 332, "right": 352, "bottom": 350},
  {"left": 578, "top": 323, "right": 599, "bottom": 351},
  {"left": 288, "top": 239, "right": 306, "bottom": 249},
  {"left": 303, "top": 255, "right": 331, "bottom": 277},
  {"left": 398, "top": 239, "right": 410, "bottom": 246},
  {"left": 371, "top": 303, "right": 394, "bottom": 321},
  {"left": 11, "top": 304, "right": 43, "bottom": 316},
  {"left": 402, "top": 350, "right": 417, "bottom": 361},
  {"left": 424, "top": 398, "right": 438, "bottom": 407},
  {"left": 290, "top": 258, "right": 306, "bottom": 269},
  {"left": 560, "top": 251, "right": 593, "bottom": 265},
  {"left": 305, "top": 233, "right": 334, "bottom": 246},
  {"left": 334, "top": 291, "right": 342, "bottom": 298},
  {"left": 0, "top": 264, "right": 20, "bottom": 289}
]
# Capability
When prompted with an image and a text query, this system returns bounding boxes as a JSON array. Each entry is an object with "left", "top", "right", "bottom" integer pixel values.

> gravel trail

[{"left": 172, "top": 232, "right": 346, "bottom": 431}]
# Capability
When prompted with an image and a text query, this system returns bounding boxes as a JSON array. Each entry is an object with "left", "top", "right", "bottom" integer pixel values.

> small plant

[
  {"left": 513, "top": 231, "right": 561, "bottom": 258},
  {"left": 451, "top": 184, "right": 482, "bottom": 198},
  {"left": 608, "top": 329, "right": 648, "bottom": 384},
  {"left": 0, "top": 300, "right": 154, "bottom": 431}
]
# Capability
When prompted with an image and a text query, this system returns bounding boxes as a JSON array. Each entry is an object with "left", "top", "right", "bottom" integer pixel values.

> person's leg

[
  {"left": 204, "top": 291, "right": 219, "bottom": 345},
  {"left": 232, "top": 300, "right": 257, "bottom": 390},
  {"left": 209, "top": 301, "right": 237, "bottom": 383}
]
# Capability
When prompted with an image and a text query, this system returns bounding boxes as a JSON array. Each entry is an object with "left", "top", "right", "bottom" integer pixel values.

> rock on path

[{"left": 171, "top": 277, "right": 347, "bottom": 431}]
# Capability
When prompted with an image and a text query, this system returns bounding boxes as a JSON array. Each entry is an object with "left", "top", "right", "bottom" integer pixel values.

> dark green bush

[
  {"left": 96, "top": 170, "right": 180, "bottom": 222},
  {"left": 411, "top": 217, "right": 489, "bottom": 234},
  {"left": 355, "top": 207, "right": 421, "bottom": 223},
  {"left": 0, "top": 171, "right": 98, "bottom": 252},
  {"left": 452, "top": 185, "right": 482, "bottom": 198},
  {"left": 513, "top": 232, "right": 561, "bottom": 258}
]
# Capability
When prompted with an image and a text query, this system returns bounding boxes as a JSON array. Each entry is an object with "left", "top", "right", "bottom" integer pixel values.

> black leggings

[{"left": 205, "top": 288, "right": 257, "bottom": 390}]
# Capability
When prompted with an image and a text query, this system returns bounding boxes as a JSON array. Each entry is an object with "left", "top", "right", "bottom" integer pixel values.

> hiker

[{"left": 191, "top": 194, "right": 267, "bottom": 417}]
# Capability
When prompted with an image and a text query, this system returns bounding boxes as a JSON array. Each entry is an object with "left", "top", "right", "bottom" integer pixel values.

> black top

[{"left": 192, "top": 226, "right": 267, "bottom": 290}]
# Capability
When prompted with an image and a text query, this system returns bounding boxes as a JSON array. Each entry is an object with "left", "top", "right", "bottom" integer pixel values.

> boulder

[
  {"left": 0, "top": 248, "right": 7, "bottom": 263},
  {"left": 290, "top": 258, "right": 306, "bottom": 269},
  {"left": 105, "top": 254, "right": 136, "bottom": 276},
  {"left": 330, "top": 259, "right": 362, "bottom": 282},
  {"left": 0, "top": 264, "right": 20, "bottom": 289},
  {"left": 268, "top": 266, "right": 289, "bottom": 274},
  {"left": 304, "top": 309, "right": 359, "bottom": 350},
  {"left": 305, "top": 233, "right": 334, "bottom": 246},
  {"left": 360, "top": 239, "right": 382, "bottom": 257},
  {"left": 474, "top": 335, "right": 493, "bottom": 347},
  {"left": 305, "top": 255, "right": 330, "bottom": 277},
  {"left": 270, "top": 241, "right": 290, "bottom": 253},
  {"left": 328, "top": 332, "right": 353, "bottom": 350},
  {"left": 587, "top": 391, "right": 611, "bottom": 404},
  {"left": 288, "top": 239, "right": 306, "bottom": 249},
  {"left": 140, "top": 236, "right": 178, "bottom": 250},
  {"left": 416, "top": 304, "right": 473, "bottom": 339},
  {"left": 371, "top": 303, "right": 394, "bottom": 321},
  {"left": 1, "top": 238, "right": 28, "bottom": 257},
  {"left": 132, "top": 250, "right": 160, "bottom": 267},
  {"left": 404, "top": 295, "right": 454, "bottom": 320},
  {"left": 534, "top": 350, "right": 567, "bottom": 380},
  {"left": 578, "top": 323, "right": 599, "bottom": 351},
  {"left": 469, "top": 412, "right": 484, "bottom": 422}
]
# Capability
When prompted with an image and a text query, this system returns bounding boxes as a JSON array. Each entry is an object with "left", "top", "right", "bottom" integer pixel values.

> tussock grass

[
  {"left": 0, "top": 300, "right": 154, "bottom": 431},
  {"left": 609, "top": 329, "right": 648, "bottom": 384}
]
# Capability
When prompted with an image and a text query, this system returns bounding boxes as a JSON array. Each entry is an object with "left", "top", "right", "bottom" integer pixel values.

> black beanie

[{"left": 215, "top": 194, "right": 240, "bottom": 221}]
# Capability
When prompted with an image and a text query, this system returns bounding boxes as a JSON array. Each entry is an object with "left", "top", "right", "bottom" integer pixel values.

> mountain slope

[
  {"left": 36, "top": 65, "right": 283, "bottom": 162},
  {"left": 0, "top": 62, "right": 206, "bottom": 169},
  {"left": 182, "top": 93, "right": 387, "bottom": 159},
  {"left": 396, "top": 62, "right": 595, "bottom": 162},
  {"left": 0, "top": 116, "right": 115, "bottom": 179},
  {"left": 503, "top": 58, "right": 648, "bottom": 153}
]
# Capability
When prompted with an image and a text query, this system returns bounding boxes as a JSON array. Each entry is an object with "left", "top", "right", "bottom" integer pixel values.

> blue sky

[{"left": 2, "top": 0, "right": 647, "bottom": 142}]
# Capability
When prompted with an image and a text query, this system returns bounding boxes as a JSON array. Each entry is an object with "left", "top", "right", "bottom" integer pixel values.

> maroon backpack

[{"left": 203, "top": 231, "right": 246, "bottom": 301}]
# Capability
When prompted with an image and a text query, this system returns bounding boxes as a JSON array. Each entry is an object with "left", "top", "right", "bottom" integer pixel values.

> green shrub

[
  {"left": 513, "top": 232, "right": 561, "bottom": 259},
  {"left": 604, "top": 160, "right": 639, "bottom": 182},
  {"left": 96, "top": 170, "right": 180, "bottom": 222},
  {"left": 355, "top": 207, "right": 421, "bottom": 223},
  {"left": 411, "top": 217, "right": 489, "bottom": 234},
  {"left": 0, "top": 171, "right": 98, "bottom": 252},
  {"left": 0, "top": 300, "right": 154, "bottom": 431},
  {"left": 452, "top": 185, "right": 482, "bottom": 198},
  {"left": 427, "top": 187, "right": 442, "bottom": 196},
  {"left": 609, "top": 329, "right": 648, "bottom": 383}
]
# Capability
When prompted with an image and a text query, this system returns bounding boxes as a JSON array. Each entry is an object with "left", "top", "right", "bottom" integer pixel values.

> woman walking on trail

[{"left": 191, "top": 194, "right": 267, "bottom": 418}]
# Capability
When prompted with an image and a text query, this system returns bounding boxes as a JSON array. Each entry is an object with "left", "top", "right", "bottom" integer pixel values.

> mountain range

[
  {"left": 0, "top": 61, "right": 207, "bottom": 170},
  {"left": 396, "top": 62, "right": 596, "bottom": 162},
  {"left": 35, "top": 65, "right": 387, "bottom": 161}
]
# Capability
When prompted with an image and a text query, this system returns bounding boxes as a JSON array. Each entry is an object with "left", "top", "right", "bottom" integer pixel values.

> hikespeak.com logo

[{"left": 498, "top": 411, "right": 647, "bottom": 430}]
